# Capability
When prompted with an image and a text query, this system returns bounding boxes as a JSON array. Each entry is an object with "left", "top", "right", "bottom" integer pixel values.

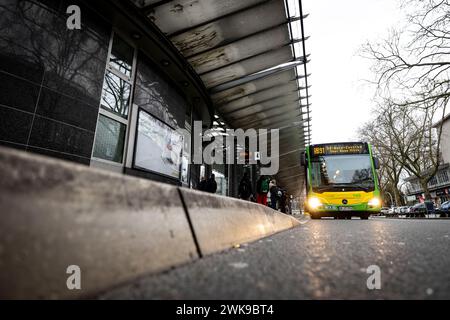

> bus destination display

[{"left": 311, "top": 143, "right": 368, "bottom": 156}]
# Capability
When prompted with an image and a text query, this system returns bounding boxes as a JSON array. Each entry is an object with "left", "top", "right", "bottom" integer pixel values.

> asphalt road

[{"left": 100, "top": 217, "right": 450, "bottom": 299}]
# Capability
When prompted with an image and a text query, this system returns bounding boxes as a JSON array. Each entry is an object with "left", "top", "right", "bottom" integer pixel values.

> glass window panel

[
  {"left": 93, "top": 115, "right": 126, "bottom": 163},
  {"left": 100, "top": 71, "right": 131, "bottom": 118},
  {"left": 109, "top": 35, "right": 133, "bottom": 77}
]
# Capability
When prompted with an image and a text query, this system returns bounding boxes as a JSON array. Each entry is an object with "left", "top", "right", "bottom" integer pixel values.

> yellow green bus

[{"left": 301, "top": 142, "right": 381, "bottom": 220}]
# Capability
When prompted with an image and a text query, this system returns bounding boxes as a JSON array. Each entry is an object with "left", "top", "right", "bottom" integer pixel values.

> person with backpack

[
  {"left": 206, "top": 173, "right": 217, "bottom": 194},
  {"left": 256, "top": 175, "right": 269, "bottom": 205},
  {"left": 269, "top": 179, "right": 278, "bottom": 210},
  {"left": 238, "top": 172, "right": 253, "bottom": 201}
]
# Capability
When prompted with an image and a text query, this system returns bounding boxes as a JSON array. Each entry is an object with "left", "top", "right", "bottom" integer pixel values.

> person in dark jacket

[
  {"left": 238, "top": 172, "right": 253, "bottom": 201},
  {"left": 269, "top": 179, "right": 278, "bottom": 210},
  {"left": 206, "top": 174, "right": 217, "bottom": 194},
  {"left": 279, "top": 188, "right": 287, "bottom": 213},
  {"left": 198, "top": 176, "right": 207, "bottom": 192}
]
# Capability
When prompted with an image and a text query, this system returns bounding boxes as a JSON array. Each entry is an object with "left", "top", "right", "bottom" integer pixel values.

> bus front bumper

[{"left": 307, "top": 203, "right": 381, "bottom": 215}]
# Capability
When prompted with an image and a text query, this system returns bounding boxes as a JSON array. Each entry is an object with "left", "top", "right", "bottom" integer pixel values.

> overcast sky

[{"left": 302, "top": 0, "right": 405, "bottom": 144}]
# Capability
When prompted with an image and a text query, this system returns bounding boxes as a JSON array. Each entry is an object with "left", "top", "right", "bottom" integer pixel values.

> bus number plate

[{"left": 339, "top": 207, "right": 354, "bottom": 211}]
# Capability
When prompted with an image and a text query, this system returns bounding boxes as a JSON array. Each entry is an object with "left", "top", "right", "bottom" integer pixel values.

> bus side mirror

[
  {"left": 373, "top": 157, "right": 380, "bottom": 170},
  {"left": 300, "top": 153, "right": 306, "bottom": 166}
]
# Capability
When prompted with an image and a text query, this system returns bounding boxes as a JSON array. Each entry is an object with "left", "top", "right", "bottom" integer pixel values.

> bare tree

[
  {"left": 362, "top": 0, "right": 450, "bottom": 109},
  {"left": 359, "top": 111, "right": 405, "bottom": 206},
  {"left": 370, "top": 100, "right": 445, "bottom": 200},
  {"left": 361, "top": 0, "right": 449, "bottom": 201}
]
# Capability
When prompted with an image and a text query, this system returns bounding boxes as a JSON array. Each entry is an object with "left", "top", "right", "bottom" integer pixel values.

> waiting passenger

[
  {"left": 238, "top": 172, "right": 253, "bottom": 201},
  {"left": 269, "top": 179, "right": 278, "bottom": 210},
  {"left": 198, "top": 176, "right": 207, "bottom": 192},
  {"left": 206, "top": 174, "right": 217, "bottom": 194},
  {"left": 279, "top": 188, "right": 287, "bottom": 213},
  {"left": 256, "top": 175, "right": 269, "bottom": 205}
]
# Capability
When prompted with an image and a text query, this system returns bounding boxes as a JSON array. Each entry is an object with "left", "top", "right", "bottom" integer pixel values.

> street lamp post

[{"left": 385, "top": 191, "right": 395, "bottom": 207}]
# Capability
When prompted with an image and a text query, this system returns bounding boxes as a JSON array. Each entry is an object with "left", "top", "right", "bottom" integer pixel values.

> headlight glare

[
  {"left": 368, "top": 197, "right": 381, "bottom": 207},
  {"left": 308, "top": 197, "right": 322, "bottom": 209}
]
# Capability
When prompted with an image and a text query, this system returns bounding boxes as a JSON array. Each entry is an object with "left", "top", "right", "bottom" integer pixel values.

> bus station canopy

[{"left": 129, "top": 0, "right": 311, "bottom": 197}]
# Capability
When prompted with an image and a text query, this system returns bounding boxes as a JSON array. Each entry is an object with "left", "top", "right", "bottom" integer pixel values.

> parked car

[
  {"left": 424, "top": 200, "right": 436, "bottom": 215},
  {"left": 408, "top": 203, "right": 427, "bottom": 217},
  {"left": 437, "top": 201, "right": 450, "bottom": 217},
  {"left": 387, "top": 207, "right": 395, "bottom": 216},
  {"left": 380, "top": 207, "right": 390, "bottom": 215}
]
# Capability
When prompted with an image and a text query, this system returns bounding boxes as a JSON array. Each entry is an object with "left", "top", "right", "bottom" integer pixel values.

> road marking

[{"left": 229, "top": 262, "right": 248, "bottom": 269}]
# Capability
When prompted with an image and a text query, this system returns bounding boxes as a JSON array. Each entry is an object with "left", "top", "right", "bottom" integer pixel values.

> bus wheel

[{"left": 361, "top": 213, "right": 370, "bottom": 220}]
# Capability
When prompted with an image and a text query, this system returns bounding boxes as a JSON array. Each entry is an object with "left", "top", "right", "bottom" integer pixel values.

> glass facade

[
  {"left": 100, "top": 71, "right": 132, "bottom": 118},
  {"left": 212, "top": 164, "right": 228, "bottom": 196},
  {"left": 109, "top": 36, "right": 134, "bottom": 78},
  {"left": 0, "top": 0, "right": 209, "bottom": 189},
  {"left": 134, "top": 53, "right": 186, "bottom": 129},
  {"left": 0, "top": 0, "right": 110, "bottom": 164},
  {"left": 92, "top": 32, "right": 135, "bottom": 164},
  {"left": 92, "top": 115, "right": 126, "bottom": 163}
]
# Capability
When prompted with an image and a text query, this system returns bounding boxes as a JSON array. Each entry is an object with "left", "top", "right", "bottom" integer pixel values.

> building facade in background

[{"left": 405, "top": 114, "right": 450, "bottom": 205}]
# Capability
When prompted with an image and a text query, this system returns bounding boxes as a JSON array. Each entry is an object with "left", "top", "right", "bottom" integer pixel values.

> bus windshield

[{"left": 310, "top": 154, "right": 375, "bottom": 192}]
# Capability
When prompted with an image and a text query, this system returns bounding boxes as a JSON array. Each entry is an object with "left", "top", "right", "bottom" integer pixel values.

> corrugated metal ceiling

[{"left": 130, "top": 0, "right": 311, "bottom": 197}]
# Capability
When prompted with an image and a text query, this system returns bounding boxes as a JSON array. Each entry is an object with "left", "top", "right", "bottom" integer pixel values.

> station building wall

[{"left": 0, "top": 0, "right": 201, "bottom": 187}]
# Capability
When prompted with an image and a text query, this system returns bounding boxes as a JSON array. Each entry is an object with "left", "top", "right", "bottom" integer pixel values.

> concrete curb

[
  {"left": 0, "top": 147, "right": 198, "bottom": 299},
  {"left": 0, "top": 146, "right": 299, "bottom": 299},
  {"left": 179, "top": 188, "right": 300, "bottom": 256}
]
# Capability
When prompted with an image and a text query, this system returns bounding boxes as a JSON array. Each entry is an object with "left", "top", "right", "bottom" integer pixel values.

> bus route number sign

[{"left": 312, "top": 143, "right": 367, "bottom": 156}]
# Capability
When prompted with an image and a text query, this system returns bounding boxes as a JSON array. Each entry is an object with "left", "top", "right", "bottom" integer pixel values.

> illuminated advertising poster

[{"left": 135, "top": 110, "right": 183, "bottom": 179}]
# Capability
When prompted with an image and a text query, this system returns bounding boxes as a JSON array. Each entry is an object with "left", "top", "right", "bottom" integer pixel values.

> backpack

[
  {"left": 261, "top": 179, "right": 269, "bottom": 193},
  {"left": 277, "top": 190, "right": 283, "bottom": 199}
]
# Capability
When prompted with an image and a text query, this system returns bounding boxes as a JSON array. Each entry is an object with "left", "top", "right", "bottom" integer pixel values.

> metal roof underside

[{"left": 130, "top": 0, "right": 312, "bottom": 197}]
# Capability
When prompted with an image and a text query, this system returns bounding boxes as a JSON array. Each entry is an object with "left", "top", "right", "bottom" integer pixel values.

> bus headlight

[
  {"left": 308, "top": 197, "right": 322, "bottom": 209},
  {"left": 368, "top": 198, "right": 381, "bottom": 207}
]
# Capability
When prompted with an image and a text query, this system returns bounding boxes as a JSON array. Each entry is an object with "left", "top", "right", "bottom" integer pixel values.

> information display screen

[
  {"left": 311, "top": 143, "right": 368, "bottom": 157},
  {"left": 134, "top": 110, "right": 183, "bottom": 179}
]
